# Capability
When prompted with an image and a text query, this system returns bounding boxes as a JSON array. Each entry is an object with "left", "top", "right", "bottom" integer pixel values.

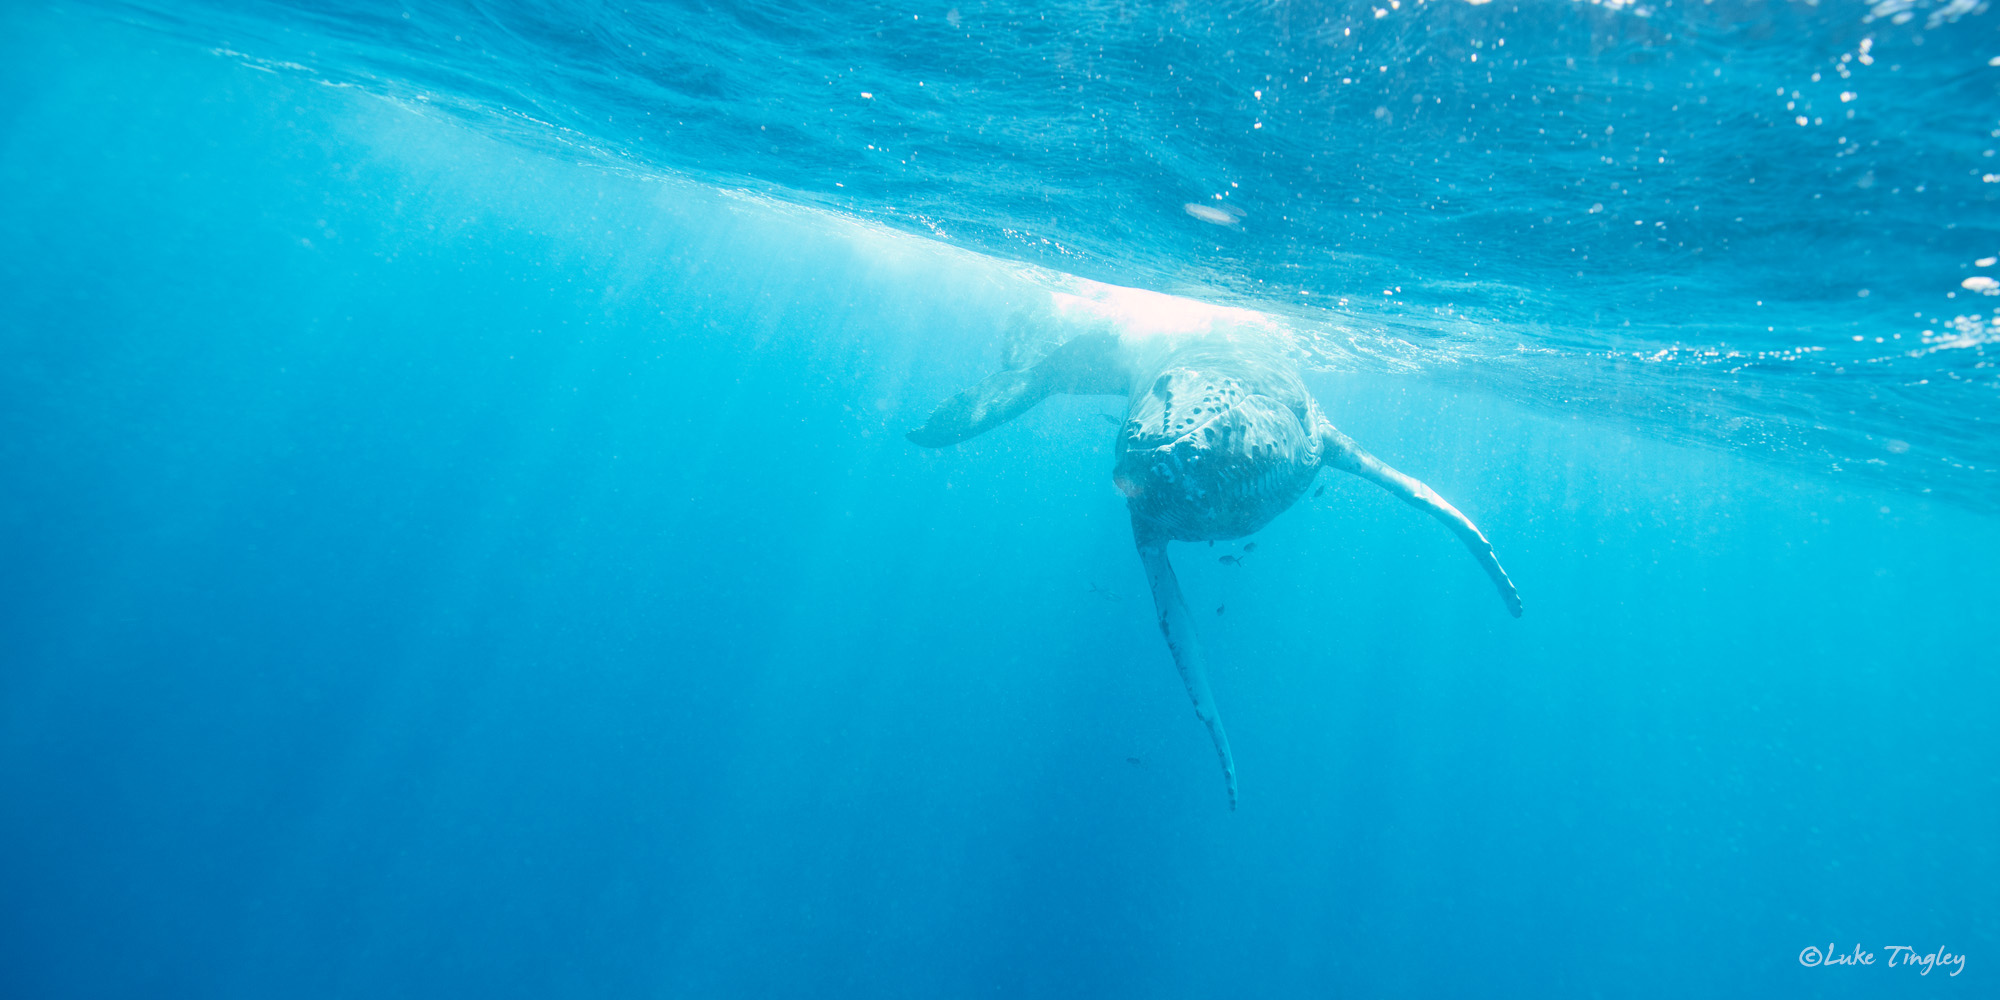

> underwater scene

[{"left": 2, "top": 0, "right": 1997, "bottom": 996}]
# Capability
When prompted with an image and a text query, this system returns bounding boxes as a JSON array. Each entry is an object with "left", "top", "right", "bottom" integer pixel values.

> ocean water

[{"left": 2, "top": 1, "right": 1996, "bottom": 997}]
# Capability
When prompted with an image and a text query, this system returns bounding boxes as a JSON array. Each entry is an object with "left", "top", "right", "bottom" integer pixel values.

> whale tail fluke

[
  {"left": 1317, "top": 421, "right": 1523, "bottom": 618},
  {"left": 1135, "top": 529, "right": 1238, "bottom": 810}
]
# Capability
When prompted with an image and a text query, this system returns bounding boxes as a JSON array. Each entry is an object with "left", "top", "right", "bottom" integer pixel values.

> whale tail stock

[
  {"left": 905, "top": 333, "right": 1126, "bottom": 447},
  {"left": 1135, "top": 526, "right": 1238, "bottom": 810},
  {"left": 1317, "top": 421, "right": 1524, "bottom": 618}
]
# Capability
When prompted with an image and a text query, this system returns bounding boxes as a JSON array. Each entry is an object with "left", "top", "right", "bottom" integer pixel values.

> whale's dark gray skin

[{"left": 909, "top": 304, "right": 1521, "bottom": 808}]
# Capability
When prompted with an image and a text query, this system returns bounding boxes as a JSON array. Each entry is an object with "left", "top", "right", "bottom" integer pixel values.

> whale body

[{"left": 909, "top": 282, "right": 1521, "bottom": 807}]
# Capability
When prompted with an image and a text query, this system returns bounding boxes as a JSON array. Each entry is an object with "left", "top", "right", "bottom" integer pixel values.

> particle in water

[{"left": 1184, "top": 203, "right": 1238, "bottom": 226}]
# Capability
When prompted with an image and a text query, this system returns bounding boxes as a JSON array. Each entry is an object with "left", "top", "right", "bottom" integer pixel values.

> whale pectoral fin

[
  {"left": 907, "top": 333, "right": 1128, "bottom": 448},
  {"left": 906, "top": 367, "right": 1050, "bottom": 447},
  {"left": 1135, "top": 529, "right": 1238, "bottom": 810},
  {"left": 1318, "top": 422, "right": 1524, "bottom": 618}
]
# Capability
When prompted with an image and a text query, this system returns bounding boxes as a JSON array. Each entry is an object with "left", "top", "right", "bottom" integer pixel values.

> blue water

[{"left": 2, "top": 1, "right": 1996, "bottom": 997}]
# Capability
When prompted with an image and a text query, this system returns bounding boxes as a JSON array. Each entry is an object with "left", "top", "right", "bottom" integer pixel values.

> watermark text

[{"left": 1799, "top": 944, "right": 1966, "bottom": 977}]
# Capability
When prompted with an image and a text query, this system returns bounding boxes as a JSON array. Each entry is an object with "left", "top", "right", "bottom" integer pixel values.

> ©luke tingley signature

[{"left": 1800, "top": 944, "right": 1966, "bottom": 977}]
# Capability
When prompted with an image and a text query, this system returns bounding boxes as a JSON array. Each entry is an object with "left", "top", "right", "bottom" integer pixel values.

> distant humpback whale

[{"left": 909, "top": 283, "right": 1521, "bottom": 808}]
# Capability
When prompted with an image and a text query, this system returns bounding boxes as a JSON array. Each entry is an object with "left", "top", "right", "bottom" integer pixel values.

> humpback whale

[{"left": 909, "top": 283, "right": 1521, "bottom": 808}]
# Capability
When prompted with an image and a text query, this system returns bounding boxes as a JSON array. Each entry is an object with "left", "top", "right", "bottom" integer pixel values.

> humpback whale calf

[{"left": 909, "top": 282, "right": 1521, "bottom": 808}]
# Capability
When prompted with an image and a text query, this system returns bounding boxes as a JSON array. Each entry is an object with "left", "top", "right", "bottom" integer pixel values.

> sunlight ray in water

[{"left": 3, "top": 3, "right": 1997, "bottom": 998}]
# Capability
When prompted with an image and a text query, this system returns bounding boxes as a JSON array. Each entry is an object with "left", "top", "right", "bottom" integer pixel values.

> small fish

[
  {"left": 1087, "top": 582, "right": 1120, "bottom": 601},
  {"left": 1098, "top": 412, "right": 1122, "bottom": 426},
  {"left": 1215, "top": 604, "right": 1226, "bottom": 615},
  {"left": 1242, "top": 542, "right": 1258, "bottom": 553},
  {"left": 1125, "top": 757, "right": 1144, "bottom": 767},
  {"left": 1218, "top": 554, "right": 1243, "bottom": 566},
  {"left": 1313, "top": 485, "right": 1326, "bottom": 498}
]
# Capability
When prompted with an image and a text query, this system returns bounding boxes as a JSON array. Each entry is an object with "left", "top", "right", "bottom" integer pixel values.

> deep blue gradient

[{"left": 3, "top": 4, "right": 1998, "bottom": 998}]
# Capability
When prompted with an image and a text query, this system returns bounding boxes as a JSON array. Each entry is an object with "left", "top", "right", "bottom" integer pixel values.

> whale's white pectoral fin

[
  {"left": 1318, "top": 422, "right": 1524, "bottom": 618},
  {"left": 1135, "top": 529, "right": 1239, "bottom": 809},
  {"left": 906, "top": 366, "right": 1051, "bottom": 447},
  {"left": 907, "top": 333, "right": 1129, "bottom": 448}
]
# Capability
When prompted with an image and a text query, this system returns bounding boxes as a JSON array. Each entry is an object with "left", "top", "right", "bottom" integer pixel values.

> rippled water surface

[{"left": 101, "top": 0, "right": 2000, "bottom": 503}]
